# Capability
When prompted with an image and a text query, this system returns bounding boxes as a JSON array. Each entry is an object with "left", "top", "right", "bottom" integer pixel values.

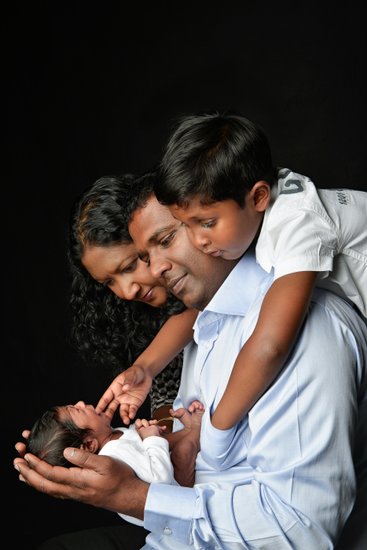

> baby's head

[
  {"left": 156, "top": 112, "right": 274, "bottom": 260},
  {"left": 27, "top": 402, "right": 112, "bottom": 467}
]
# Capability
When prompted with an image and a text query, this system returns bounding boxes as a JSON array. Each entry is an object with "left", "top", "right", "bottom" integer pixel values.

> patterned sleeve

[{"left": 150, "top": 352, "right": 183, "bottom": 415}]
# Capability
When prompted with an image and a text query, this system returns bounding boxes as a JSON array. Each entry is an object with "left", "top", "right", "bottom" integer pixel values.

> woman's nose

[
  {"left": 121, "top": 282, "right": 141, "bottom": 301},
  {"left": 110, "top": 277, "right": 141, "bottom": 301}
]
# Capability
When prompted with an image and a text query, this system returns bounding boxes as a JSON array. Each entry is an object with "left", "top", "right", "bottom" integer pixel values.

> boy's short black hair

[{"left": 156, "top": 111, "right": 274, "bottom": 208}]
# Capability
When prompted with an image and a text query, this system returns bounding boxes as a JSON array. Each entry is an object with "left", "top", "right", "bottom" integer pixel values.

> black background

[{"left": 4, "top": 4, "right": 367, "bottom": 548}]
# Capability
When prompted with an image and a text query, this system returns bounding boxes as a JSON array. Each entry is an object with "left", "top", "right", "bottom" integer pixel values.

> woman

[{"left": 68, "top": 171, "right": 189, "bottom": 425}]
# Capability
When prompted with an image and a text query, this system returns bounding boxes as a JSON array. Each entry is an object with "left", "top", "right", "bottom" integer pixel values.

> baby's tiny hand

[{"left": 135, "top": 418, "right": 166, "bottom": 440}]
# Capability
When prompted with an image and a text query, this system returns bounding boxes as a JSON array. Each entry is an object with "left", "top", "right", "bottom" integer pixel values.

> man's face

[{"left": 128, "top": 194, "right": 236, "bottom": 310}]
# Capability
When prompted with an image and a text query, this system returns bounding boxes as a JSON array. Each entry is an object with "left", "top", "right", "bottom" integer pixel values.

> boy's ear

[
  {"left": 250, "top": 181, "right": 271, "bottom": 212},
  {"left": 80, "top": 436, "right": 99, "bottom": 454}
]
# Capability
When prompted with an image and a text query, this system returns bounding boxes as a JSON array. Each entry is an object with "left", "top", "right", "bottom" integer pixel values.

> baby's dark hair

[
  {"left": 27, "top": 407, "right": 91, "bottom": 467},
  {"left": 156, "top": 111, "right": 275, "bottom": 208}
]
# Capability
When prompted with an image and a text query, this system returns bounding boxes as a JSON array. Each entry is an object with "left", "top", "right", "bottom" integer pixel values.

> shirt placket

[{"left": 193, "top": 312, "right": 220, "bottom": 406}]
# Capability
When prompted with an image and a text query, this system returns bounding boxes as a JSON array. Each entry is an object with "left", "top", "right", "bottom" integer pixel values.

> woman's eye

[
  {"left": 139, "top": 253, "right": 150, "bottom": 264},
  {"left": 122, "top": 259, "right": 138, "bottom": 273}
]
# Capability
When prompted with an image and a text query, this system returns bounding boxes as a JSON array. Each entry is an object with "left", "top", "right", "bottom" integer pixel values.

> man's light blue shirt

[{"left": 141, "top": 252, "right": 367, "bottom": 549}]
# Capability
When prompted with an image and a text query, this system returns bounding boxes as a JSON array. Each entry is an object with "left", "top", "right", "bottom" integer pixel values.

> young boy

[
  {"left": 153, "top": 111, "right": 367, "bottom": 466},
  {"left": 97, "top": 112, "right": 366, "bottom": 470}
]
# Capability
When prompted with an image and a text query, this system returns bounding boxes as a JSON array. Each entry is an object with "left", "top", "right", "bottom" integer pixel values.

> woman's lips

[{"left": 141, "top": 288, "right": 154, "bottom": 302}]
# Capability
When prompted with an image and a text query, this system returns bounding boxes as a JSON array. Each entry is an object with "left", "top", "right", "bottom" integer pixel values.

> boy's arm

[
  {"left": 96, "top": 308, "right": 197, "bottom": 423},
  {"left": 211, "top": 271, "right": 318, "bottom": 429}
]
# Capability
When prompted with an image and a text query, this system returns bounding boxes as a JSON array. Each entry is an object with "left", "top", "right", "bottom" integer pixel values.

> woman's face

[{"left": 81, "top": 242, "right": 168, "bottom": 307}]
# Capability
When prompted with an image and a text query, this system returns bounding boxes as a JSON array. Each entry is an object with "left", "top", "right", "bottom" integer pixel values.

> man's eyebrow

[{"left": 146, "top": 224, "right": 176, "bottom": 245}]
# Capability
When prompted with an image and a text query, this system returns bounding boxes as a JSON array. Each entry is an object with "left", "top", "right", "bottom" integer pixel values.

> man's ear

[
  {"left": 80, "top": 436, "right": 99, "bottom": 454},
  {"left": 250, "top": 181, "right": 271, "bottom": 212}
]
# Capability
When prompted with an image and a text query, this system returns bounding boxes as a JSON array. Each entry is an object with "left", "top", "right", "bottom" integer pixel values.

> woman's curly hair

[{"left": 68, "top": 171, "right": 185, "bottom": 411}]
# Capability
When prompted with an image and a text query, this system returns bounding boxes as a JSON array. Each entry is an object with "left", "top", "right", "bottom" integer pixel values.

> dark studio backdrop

[{"left": 4, "top": 4, "right": 366, "bottom": 548}]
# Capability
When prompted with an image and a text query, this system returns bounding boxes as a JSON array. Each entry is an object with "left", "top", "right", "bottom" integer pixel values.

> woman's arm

[
  {"left": 96, "top": 308, "right": 198, "bottom": 423},
  {"left": 131, "top": 308, "right": 197, "bottom": 379}
]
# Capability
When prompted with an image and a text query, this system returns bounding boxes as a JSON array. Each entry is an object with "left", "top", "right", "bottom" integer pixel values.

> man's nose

[
  {"left": 149, "top": 253, "right": 171, "bottom": 280},
  {"left": 74, "top": 401, "right": 86, "bottom": 408}
]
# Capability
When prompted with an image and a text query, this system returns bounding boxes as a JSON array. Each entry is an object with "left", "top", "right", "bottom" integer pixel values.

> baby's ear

[{"left": 81, "top": 436, "right": 99, "bottom": 454}]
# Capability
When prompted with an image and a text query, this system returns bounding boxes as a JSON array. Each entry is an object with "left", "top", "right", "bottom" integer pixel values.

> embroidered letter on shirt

[
  {"left": 336, "top": 189, "right": 349, "bottom": 205},
  {"left": 278, "top": 168, "right": 304, "bottom": 195}
]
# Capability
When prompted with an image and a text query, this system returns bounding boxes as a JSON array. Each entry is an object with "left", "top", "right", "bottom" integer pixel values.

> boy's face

[{"left": 169, "top": 183, "right": 270, "bottom": 260}]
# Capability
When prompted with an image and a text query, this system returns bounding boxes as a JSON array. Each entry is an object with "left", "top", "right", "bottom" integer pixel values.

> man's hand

[
  {"left": 15, "top": 429, "right": 30, "bottom": 457},
  {"left": 14, "top": 448, "right": 149, "bottom": 519},
  {"left": 96, "top": 365, "right": 153, "bottom": 424}
]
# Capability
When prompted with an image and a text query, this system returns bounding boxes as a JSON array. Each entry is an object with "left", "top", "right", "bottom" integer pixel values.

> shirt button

[{"left": 163, "top": 527, "right": 172, "bottom": 535}]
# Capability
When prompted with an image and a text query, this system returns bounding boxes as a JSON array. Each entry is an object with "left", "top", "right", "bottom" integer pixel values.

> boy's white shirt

[{"left": 256, "top": 167, "right": 367, "bottom": 316}]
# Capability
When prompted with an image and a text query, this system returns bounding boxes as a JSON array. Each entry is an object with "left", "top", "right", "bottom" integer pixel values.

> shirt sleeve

[
  {"left": 257, "top": 201, "right": 338, "bottom": 280},
  {"left": 142, "top": 436, "right": 176, "bottom": 484},
  {"left": 198, "top": 414, "right": 241, "bottom": 471}
]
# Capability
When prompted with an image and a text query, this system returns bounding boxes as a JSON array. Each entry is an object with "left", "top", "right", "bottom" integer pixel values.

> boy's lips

[{"left": 205, "top": 249, "right": 222, "bottom": 257}]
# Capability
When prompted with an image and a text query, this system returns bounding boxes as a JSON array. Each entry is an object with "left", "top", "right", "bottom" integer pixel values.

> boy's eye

[{"left": 201, "top": 219, "right": 216, "bottom": 228}]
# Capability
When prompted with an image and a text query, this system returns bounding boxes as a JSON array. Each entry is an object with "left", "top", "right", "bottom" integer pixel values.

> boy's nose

[{"left": 193, "top": 232, "right": 211, "bottom": 250}]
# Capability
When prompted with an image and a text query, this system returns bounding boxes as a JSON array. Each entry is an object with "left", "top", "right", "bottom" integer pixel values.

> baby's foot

[
  {"left": 169, "top": 401, "right": 205, "bottom": 487},
  {"left": 170, "top": 400, "right": 204, "bottom": 434}
]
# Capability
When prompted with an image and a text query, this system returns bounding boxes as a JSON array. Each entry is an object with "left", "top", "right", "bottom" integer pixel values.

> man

[{"left": 14, "top": 183, "right": 367, "bottom": 549}]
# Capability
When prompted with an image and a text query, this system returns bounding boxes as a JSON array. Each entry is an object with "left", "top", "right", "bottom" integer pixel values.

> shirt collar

[{"left": 202, "top": 250, "right": 273, "bottom": 318}]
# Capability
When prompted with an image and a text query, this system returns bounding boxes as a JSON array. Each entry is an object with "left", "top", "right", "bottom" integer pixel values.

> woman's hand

[{"left": 96, "top": 365, "right": 153, "bottom": 424}]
